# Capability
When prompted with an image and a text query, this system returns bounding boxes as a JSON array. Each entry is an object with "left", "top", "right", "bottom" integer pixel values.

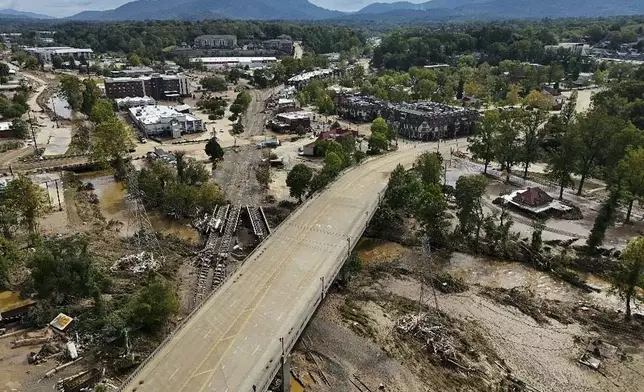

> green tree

[
  {"left": 574, "top": 108, "right": 623, "bottom": 195},
  {"left": 524, "top": 90, "right": 554, "bottom": 111},
  {"left": 611, "top": 237, "right": 644, "bottom": 321},
  {"left": 316, "top": 93, "right": 335, "bottom": 115},
  {"left": 454, "top": 175, "right": 488, "bottom": 243},
  {"left": 90, "top": 99, "right": 116, "bottom": 124},
  {"left": 10, "top": 119, "right": 29, "bottom": 139},
  {"left": 231, "top": 121, "right": 244, "bottom": 135},
  {"left": 505, "top": 84, "right": 522, "bottom": 106},
  {"left": 24, "top": 56, "right": 39, "bottom": 70},
  {"left": 494, "top": 112, "right": 520, "bottom": 182},
  {"left": 3, "top": 176, "right": 47, "bottom": 234},
  {"left": 468, "top": 111, "right": 499, "bottom": 174},
  {"left": 415, "top": 183, "right": 449, "bottom": 247},
  {"left": 370, "top": 117, "right": 388, "bottom": 135},
  {"left": 0, "top": 237, "right": 18, "bottom": 289},
  {"left": 323, "top": 151, "right": 344, "bottom": 177},
  {"left": 127, "top": 278, "right": 179, "bottom": 332},
  {"left": 560, "top": 90, "right": 577, "bottom": 125},
  {"left": 91, "top": 118, "right": 135, "bottom": 167},
  {"left": 587, "top": 187, "right": 620, "bottom": 250},
  {"left": 618, "top": 147, "right": 644, "bottom": 222},
  {"left": 205, "top": 137, "right": 224, "bottom": 161},
  {"left": 414, "top": 152, "right": 442, "bottom": 186},
  {"left": 81, "top": 79, "right": 102, "bottom": 116},
  {"left": 127, "top": 52, "right": 142, "bottom": 66},
  {"left": 286, "top": 164, "right": 313, "bottom": 201},
  {"left": 59, "top": 75, "right": 83, "bottom": 112},
  {"left": 200, "top": 76, "right": 227, "bottom": 92},
  {"left": 518, "top": 109, "right": 547, "bottom": 179},
  {"left": 546, "top": 126, "right": 578, "bottom": 199},
  {"left": 368, "top": 132, "right": 388, "bottom": 154},
  {"left": 29, "top": 236, "right": 105, "bottom": 304}
]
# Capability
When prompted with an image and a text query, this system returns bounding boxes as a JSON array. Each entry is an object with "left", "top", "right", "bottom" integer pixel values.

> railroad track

[
  {"left": 246, "top": 205, "right": 271, "bottom": 239},
  {"left": 193, "top": 204, "right": 242, "bottom": 306}
]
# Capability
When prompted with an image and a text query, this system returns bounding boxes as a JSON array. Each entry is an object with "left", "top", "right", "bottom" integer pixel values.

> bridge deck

[{"left": 122, "top": 142, "right": 444, "bottom": 392}]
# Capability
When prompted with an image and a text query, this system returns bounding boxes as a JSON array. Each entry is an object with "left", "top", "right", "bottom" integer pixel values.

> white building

[
  {"left": 191, "top": 57, "right": 277, "bottom": 69},
  {"left": 129, "top": 105, "right": 203, "bottom": 139},
  {"left": 24, "top": 47, "right": 93, "bottom": 63},
  {"left": 115, "top": 96, "right": 156, "bottom": 109}
]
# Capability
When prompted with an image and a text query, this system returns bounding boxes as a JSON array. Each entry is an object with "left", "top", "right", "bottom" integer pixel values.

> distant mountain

[
  {"left": 68, "top": 0, "right": 343, "bottom": 21},
  {"left": 0, "top": 9, "right": 54, "bottom": 19},
  {"left": 356, "top": 1, "right": 426, "bottom": 14},
  {"left": 64, "top": 0, "right": 644, "bottom": 22},
  {"left": 451, "top": 0, "right": 644, "bottom": 19},
  {"left": 354, "top": 0, "right": 644, "bottom": 21}
]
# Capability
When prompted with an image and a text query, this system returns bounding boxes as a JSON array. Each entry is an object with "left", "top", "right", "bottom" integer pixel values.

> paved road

[{"left": 121, "top": 139, "right": 460, "bottom": 392}]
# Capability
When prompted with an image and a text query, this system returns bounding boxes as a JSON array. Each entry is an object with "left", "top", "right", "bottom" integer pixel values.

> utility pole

[
  {"left": 421, "top": 236, "right": 439, "bottom": 312},
  {"left": 27, "top": 110, "right": 39, "bottom": 154},
  {"left": 50, "top": 96, "right": 59, "bottom": 128}
]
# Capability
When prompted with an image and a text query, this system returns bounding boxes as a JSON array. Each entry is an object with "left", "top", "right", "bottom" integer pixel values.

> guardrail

[{"left": 118, "top": 149, "right": 398, "bottom": 391}]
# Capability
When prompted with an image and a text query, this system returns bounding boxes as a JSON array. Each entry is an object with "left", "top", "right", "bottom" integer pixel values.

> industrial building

[
  {"left": 194, "top": 35, "right": 238, "bottom": 49},
  {"left": 190, "top": 57, "right": 278, "bottom": 69},
  {"left": 24, "top": 46, "right": 93, "bottom": 63},
  {"left": 129, "top": 105, "right": 203, "bottom": 139},
  {"left": 287, "top": 68, "right": 347, "bottom": 89},
  {"left": 104, "top": 74, "right": 190, "bottom": 100},
  {"left": 336, "top": 94, "right": 478, "bottom": 141}
]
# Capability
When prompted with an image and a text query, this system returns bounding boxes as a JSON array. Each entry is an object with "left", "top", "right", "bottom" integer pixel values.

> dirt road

[{"left": 241, "top": 86, "right": 282, "bottom": 137}]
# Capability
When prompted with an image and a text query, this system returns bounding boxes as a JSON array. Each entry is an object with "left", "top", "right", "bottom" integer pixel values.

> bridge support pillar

[{"left": 281, "top": 354, "right": 291, "bottom": 392}]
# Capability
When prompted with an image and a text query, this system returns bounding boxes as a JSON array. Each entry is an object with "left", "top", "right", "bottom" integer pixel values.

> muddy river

[
  {"left": 79, "top": 172, "right": 199, "bottom": 242},
  {"left": 358, "top": 240, "right": 642, "bottom": 315}
]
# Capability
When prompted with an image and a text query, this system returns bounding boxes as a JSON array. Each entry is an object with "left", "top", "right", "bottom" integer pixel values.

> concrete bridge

[{"left": 121, "top": 140, "right": 457, "bottom": 392}]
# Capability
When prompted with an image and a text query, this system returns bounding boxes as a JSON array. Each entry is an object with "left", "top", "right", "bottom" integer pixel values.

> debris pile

[
  {"left": 430, "top": 273, "right": 469, "bottom": 294},
  {"left": 396, "top": 314, "right": 464, "bottom": 368},
  {"left": 111, "top": 251, "right": 160, "bottom": 273}
]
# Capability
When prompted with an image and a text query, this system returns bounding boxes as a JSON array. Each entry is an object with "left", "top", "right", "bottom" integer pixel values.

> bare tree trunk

[
  {"left": 625, "top": 294, "right": 632, "bottom": 321},
  {"left": 523, "top": 162, "right": 529, "bottom": 179},
  {"left": 626, "top": 199, "right": 634, "bottom": 223},
  {"left": 577, "top": 172, "right": 587, "bottom": 196},
  {"left": 483, "top": 160, "right": 489, "bottom": 174},
  {"left": 559, "top": 178, "right": 565, "bottom": 200}
]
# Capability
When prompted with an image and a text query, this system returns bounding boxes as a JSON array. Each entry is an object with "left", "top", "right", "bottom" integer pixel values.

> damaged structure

[
  {"left": 335, "top": 94, "right": 478, "bottom": 141},
  {"left": 500, "top": 187, "right": 572, "bottom": 216}
]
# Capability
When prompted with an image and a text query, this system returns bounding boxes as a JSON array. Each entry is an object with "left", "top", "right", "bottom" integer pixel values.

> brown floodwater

[
  {"left": 358, "top": 240, "right": 641, "bottom": 315},
  {"left": 81, "top": 173, "right": 199, "bottom": 242}
]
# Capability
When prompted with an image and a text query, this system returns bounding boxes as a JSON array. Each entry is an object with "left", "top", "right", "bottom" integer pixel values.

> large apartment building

[
  {"left": 194, "top": 35, "right": 238, "bottom": 49},
  {"left": 104, "top": 74, "right": 190, "bottom": 100},
  {"left": 336, "top": 94, "right": 479, "bottom": 141}
]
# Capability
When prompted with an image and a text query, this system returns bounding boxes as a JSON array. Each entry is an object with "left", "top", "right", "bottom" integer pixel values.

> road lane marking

[
  {"left": 203, "top": 329, "right": 212, "bottom": 339},
  {"left": 190, "top": 201, "right": 337, "bottom": 392},
  {"left": 169, "top": 367, "right": 180, "bottom": 380},
  {"left": 252, "top": 345, "right": 261, "bottom": 355}
]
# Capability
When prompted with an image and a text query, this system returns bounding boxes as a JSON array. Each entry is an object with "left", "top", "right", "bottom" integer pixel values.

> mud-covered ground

[{"left": 292, "top": 239, "right": 644, "bottom": 392}]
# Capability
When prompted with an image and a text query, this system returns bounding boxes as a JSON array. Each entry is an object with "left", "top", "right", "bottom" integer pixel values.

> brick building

[
  {"left": 104, "top": 74, "right": 190, "bottom": 100},
  {"left": 336, "top": 94, "right": 479, "bottom": 141}
]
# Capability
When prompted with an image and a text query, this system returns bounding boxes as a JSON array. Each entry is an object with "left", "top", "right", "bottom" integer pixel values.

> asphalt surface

[{"left": 122, "top": 139, "right": 462, "bottom": 392}]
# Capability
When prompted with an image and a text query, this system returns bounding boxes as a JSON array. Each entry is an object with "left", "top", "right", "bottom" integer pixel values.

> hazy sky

[{"left": 1, "top": 0, "right": 428, "bottom": 17}]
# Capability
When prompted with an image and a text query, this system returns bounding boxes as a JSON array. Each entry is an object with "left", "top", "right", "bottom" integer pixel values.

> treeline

[
  {"left": 4, "top": 20, "right": 366, "bottom": 60},
  {"left": 372, "top": 17, "right": 644, "bottom": 70}
]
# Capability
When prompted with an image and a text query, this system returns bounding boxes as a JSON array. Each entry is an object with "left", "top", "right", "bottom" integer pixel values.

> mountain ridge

[{"left": 0, "top": 9, "right": 55, "bottom": 19}]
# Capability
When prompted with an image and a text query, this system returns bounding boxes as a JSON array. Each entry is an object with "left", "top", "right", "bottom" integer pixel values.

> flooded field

[{"left": 82, "top": 173, "right": 199, "bottom": 242}]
